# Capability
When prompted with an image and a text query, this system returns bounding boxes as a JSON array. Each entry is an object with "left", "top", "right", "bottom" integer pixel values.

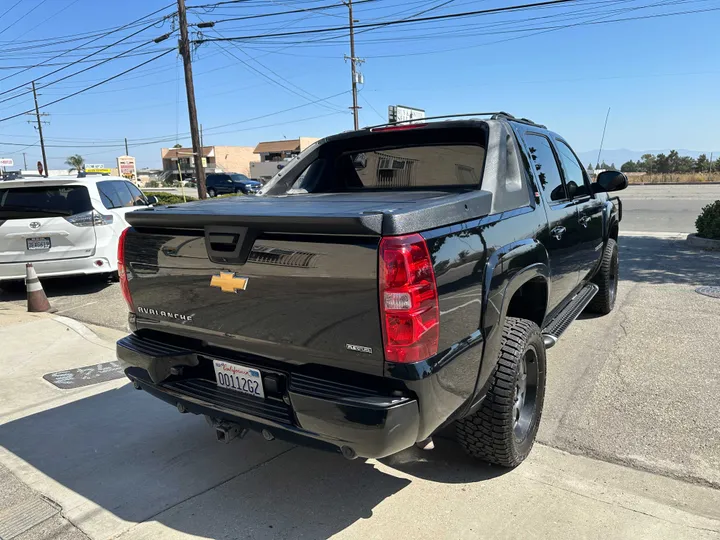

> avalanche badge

[{"left": 210, "top": 272, "right": 249, "bottom": 293}]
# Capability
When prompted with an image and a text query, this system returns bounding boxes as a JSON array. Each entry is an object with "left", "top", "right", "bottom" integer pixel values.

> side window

[
  {"left": 524, "top": 134, "right": 567, "bottom": 202},
  {"left": 555, "top": 140, "right": 589, "bottom": 199},
  {"left": 125, "top": 182, "right": 148, "bottom": 206},
  {"left": 111, "top": 181, "right": 135, "bottom": 208},
  {"left": 97, "top": 181, "right": 122, "bottom": 209}
]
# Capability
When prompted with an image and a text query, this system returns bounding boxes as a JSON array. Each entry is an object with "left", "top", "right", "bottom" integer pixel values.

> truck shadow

[
  {"left": 619, "top": 235, "right": 720, "bottom": 286},
  {"left": 0, "top": 385, "right": 502, "bottom": 538}
]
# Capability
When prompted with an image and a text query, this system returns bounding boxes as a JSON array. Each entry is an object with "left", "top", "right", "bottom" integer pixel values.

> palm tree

[{"left": 65, "top": 154, "right": 85, "bottom": 172}]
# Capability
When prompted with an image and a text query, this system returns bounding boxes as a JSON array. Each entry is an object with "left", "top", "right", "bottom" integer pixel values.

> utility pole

[
  {"left": 344, "top": 0, "right": 363, "bottom": 130},
  {"left": 177, "top": 0, "right": 207, "bottom": 198},
  {"left": 31, "top": 81, "right": 49, "bottom": 178},
  {"left": 22, "top": 152, "right": 27, "bottom": 170},
  {"left": 124, "top": 137, "right": 129, "bottom": 155}
]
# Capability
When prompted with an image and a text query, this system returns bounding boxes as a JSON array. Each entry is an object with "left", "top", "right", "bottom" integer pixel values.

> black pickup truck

[{"left": 117, "top": 113, "right": 626, "bottom": 467}]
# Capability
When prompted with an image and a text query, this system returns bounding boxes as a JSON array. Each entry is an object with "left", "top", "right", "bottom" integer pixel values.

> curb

[{"left": 686, "top": 233, "right": 720, "bottom": 251}]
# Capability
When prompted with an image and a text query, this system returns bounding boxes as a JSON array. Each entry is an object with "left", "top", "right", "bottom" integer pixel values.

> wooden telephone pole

[
  {"left": 177, "top": 0, "right": 207, "bottom": 198},
  {"left": 345, "top": 0, "right": 363, "bottom": 130},
  {"left": 31, "top": 81, "right": 49, "bottom": 178}
]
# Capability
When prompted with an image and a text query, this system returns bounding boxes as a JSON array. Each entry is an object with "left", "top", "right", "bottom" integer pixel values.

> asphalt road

[{"left": 620, "top": 184, "right": 720, "bottom": 233}]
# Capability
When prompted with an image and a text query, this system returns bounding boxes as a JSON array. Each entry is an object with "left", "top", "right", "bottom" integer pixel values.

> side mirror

[
  {"left": 594, "top": 170, "right": 628, "bottom": 193},
  {"left": 146, "top": 195, "right": 159, "bottom": 205}
]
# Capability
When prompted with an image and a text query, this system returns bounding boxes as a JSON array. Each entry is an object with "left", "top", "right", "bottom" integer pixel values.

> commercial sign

[
  {"left": 117, "top": 155, "right": 137, "bottom": 180},
  {"left": 0, "top": 158, "right": 14, "bottom": 167},
  {"left": 388, "top": 105, "right": 426, "bottom": 124},
  {"left": 84, "top": 168, "right": 112, "bottom": 175},
  {"left": 85, "top": 163, "right": 104, "bottom": 170}
]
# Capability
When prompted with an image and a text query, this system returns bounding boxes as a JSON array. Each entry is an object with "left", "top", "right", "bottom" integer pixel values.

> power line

[
  {"left": 0, "top": 0, "right": 51, "bottom": 39},
  {"left": 195, "top": 0, "right": 377, "bottom": 23},
  {"left": 0, "top": 41, "right": 167, "bottom": 107},
  {"left": 0, "top": 49, "right": 174, "bottom": 124},
  {"left": 0, "top": 19, "right": 173, "bottom": 103},
  {"left": 0, "top": 0, "right": 24, "bottom": 21},
  {"left": 0, "top": 4, "right": 174, "bottom": 84},
  {"left": 208, "top": 32, "right": 346, "bottom": 112},
  {"left": 195, "top": 0, "right": 580, "bottom": 42}
]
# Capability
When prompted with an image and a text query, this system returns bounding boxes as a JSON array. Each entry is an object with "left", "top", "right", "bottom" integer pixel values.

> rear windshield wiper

[{"left": 0, "top": 205, "right": 73, "bottom": 216}]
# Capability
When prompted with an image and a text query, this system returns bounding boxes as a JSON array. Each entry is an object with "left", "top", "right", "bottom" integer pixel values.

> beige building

[
  {"left": 250, "top": 137, "right": 319, "bottom": 180},
  {"left": 160, "top": 145, "right": 255, "bottom": 182}
]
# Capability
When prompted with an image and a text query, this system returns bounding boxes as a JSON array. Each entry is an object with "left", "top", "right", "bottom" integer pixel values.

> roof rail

[{"left": 364, "top": 111, "right": 545, "bottom": 130}]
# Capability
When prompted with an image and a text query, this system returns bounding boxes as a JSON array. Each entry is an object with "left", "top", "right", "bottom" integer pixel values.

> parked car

[
  {"left": 0, "top": 176, "right": 157, "bottom": 283},
  {"left": 117, "top": 113, "right": 626, "bottom": 467},
  {"left": 1, "top": 171, "right": 23, "bottom": 181},
  {"left": 205, "top": 173, "right": 262, "bottom": 197}
]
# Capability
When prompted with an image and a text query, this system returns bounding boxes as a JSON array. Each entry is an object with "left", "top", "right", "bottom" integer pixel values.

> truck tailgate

[{"left": 123, "top": 226, "right": 384, "bottom": 376}]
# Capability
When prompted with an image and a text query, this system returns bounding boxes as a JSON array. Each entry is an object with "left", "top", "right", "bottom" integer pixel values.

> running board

[{"left": 542, "top": 283, "right": 599, "bottom": 349}]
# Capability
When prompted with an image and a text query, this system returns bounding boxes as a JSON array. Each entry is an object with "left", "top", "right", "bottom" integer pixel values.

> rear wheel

[
  {"left": 586, "top": 238, "right": 618, "bottom": 315},
  {"left": 207, "top": 188, "right": 216, "bottom": 198},
  {"left": 456, "top": 317, "right": 546, "bottom": 467}
]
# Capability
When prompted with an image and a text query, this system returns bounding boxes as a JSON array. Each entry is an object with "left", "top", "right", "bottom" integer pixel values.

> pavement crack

[{"left": 110, "top": 446, "right": 297, "bottom": 540}]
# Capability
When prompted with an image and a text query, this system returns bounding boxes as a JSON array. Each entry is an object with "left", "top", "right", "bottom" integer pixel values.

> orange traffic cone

[{"left": 25, "top": 263, "right": 51, "bottom": 313}]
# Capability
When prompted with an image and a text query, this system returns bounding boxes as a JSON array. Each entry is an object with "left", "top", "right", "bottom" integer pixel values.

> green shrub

[
  {"left": 144, "top": 192, "right": 197, "bottom": 205},
  {"left": 696, "top": 200, "right": 720, "bottom": 240},
  {"left": 146, "top": 180, "right": 159, "bottom": 188}
]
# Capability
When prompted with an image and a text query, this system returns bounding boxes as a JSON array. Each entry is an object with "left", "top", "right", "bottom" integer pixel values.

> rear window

[
  {"left": 0, "top": 185, "right": 92, "bottom": 219},
  {"left": 264, "top": 126, "right": 487, "bottom": 195}
]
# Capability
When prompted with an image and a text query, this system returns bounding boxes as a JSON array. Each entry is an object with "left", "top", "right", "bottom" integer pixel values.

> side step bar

[{"left": 542, "top": 283, "right": 599, "bottom": 349}]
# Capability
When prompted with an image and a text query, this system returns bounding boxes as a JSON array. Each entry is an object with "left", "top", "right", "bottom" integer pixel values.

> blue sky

[{"left": 0, "top": 0, "right": 718, "bottom": 169}]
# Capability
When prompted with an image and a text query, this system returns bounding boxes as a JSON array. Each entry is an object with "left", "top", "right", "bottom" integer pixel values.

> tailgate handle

[{"left": 204, "top": 226, "right": 258, "bottom": 265}]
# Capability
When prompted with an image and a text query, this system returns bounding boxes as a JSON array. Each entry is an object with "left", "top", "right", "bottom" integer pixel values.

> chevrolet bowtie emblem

[{"left": 210, "top": 272, "right": 249, "bottom": 293}]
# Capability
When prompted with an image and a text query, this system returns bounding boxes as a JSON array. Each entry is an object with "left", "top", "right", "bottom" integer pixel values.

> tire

[
  {"left": 108, "top": 271, "right": 120, "bottom": 283},
  {"left": 456, "top": 317, "right": 546, "bottom": 468},
  {"left": 586, "top": 238, "right": 618, "bottom": 315},
  {"left": 207, "top": 188, "right": 216, "bottom": 198}
]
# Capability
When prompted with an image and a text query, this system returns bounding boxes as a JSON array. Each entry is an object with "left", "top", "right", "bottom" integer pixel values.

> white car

[{"left": 0, "top": 175, "right": 157, "bottom": 282}]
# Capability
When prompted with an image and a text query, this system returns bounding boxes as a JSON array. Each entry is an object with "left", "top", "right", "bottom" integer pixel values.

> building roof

[
  {"left": 254, "top": 139, "right": 301, "bottom": 154},
  {"left": 162, "top": 146, "right": 214, "bottom": 159}
]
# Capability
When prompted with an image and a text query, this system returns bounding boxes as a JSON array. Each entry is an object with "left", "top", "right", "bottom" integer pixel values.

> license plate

[
  {"left": 27, "top": 237, "right": 51, "bottom": 250},
  {"left": 213, "top": 360, "right": 265, "bottom": 399}
]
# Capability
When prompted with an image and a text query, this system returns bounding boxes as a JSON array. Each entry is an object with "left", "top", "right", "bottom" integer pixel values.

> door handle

[
  {"left": 551, "top": 226, "right": 566, "bottom": 240},
  {"left": 579, "top": 215, "right": 591, "bottom": 228}
]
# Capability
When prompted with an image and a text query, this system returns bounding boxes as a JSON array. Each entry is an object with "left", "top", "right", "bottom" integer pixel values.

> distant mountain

[{"left": 576, "top": 149, "right": 718, "bottom": 168}]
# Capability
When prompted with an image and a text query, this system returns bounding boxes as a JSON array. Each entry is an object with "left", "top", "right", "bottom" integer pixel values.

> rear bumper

[
  {"left": 0, "top": 256, "right": 113, "bottom": 281},
  {"left": 118, "top": 334, "right": 420, "bottom": 459}
]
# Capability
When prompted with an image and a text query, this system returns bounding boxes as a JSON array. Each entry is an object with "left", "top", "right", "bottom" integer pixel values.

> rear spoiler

[{"left": 124, "top": 191, "right": 493, "bottom": 236}]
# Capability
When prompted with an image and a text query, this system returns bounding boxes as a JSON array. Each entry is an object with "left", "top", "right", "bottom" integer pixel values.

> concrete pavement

[{"left": 540, "top": 234, "right": 720, "bottom": 488}]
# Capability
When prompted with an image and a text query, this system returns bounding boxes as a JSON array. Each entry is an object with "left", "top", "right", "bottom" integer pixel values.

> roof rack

[{"left": 364, "top": 111, "right": 546, "bottom": 130}]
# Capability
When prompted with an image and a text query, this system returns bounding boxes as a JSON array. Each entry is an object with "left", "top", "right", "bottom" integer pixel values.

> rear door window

[
  {"left": 523, "top": 134, "right": 567, "bottom": 202},
  {"left": 0, "top": 185, "right": 92, "bottom": 219},
  {"left": 125, "top": 182, "right": 148, "bottom": 206},
  {"left": 98, "top": 181, "right": 135, "bottom": 209}
]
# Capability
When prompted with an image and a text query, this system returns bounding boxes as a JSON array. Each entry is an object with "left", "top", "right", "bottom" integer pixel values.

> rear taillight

[
  {"left": 64, "top": 210, "right": 113, "bottom": 227},
  {"left": 118, "top": 227, "right": 134, "bottom": 312},
  {"left": 379, "top": 234, "right": 439, "bottom": 363}
]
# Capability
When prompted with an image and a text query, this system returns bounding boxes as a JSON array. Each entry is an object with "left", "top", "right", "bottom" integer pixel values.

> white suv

[{"left": 0, "top": 175, "right": 156, "bottom": 282}]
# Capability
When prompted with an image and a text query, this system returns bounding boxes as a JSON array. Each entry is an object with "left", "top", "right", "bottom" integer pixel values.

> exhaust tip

[
  {"left": 262, "top": 429, "right": 274, "bottom": 441},
  {"left": 177, "top": 402, "right": 187, "bottom": 414},
  {"left": 341, "top": 446, "right": 357, "bottom": 460}
]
